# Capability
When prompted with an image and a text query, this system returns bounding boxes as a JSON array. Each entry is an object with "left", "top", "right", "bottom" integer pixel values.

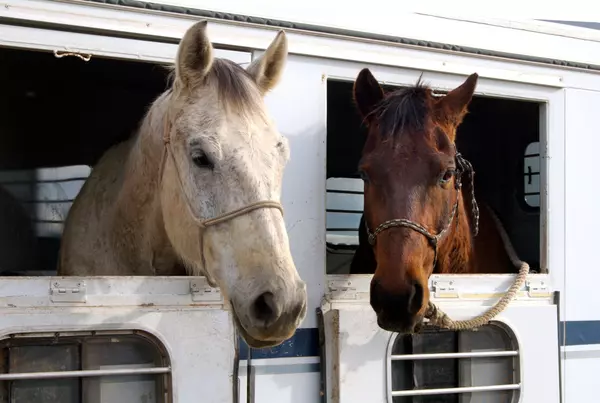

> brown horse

[{"left": 349, "top": 69, "right": 517, "bottom": 334}]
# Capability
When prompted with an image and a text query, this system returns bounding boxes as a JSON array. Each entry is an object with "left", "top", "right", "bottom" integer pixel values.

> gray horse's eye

[{"left": 191, "top": 151, "right": 213, "bottom": 169}]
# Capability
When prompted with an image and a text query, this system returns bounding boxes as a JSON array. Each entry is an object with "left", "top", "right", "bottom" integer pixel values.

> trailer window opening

[
  {"left": 523, "top": 141, "right": 541, "bottom": 209},
  {"left": 325, "top": 78, "right": 543, "bottom": 274},
  {"left": 0, "top": 330, "right": 172, "bottom": 403},
  {"left": 388, "top": 323, "right": 520, "bottom": 403},
  {"left": 0, "top": 46, "right": 170, "bottom": 276}
]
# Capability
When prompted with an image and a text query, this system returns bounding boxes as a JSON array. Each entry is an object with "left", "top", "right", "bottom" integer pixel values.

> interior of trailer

[{"left": 0, "top": 46, "right": 170, "bottom": 275}]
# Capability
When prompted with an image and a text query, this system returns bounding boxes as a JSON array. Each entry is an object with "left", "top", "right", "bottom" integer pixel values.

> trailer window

[
  {"left": 325, "top": 78, "right": 543, "bottom": 274},
  {"left": 0, "top": 330, "right": 171, "bottom": 403},
  {"left": 0, "top": 166, "right": 90, "bottom": 276},
  {"left": 388, "top": 323, "right": 520, "bottom": 402},
  {"left": 0, "top": 45, "right": 170, "bottom": 276},
  {"left": 523, "top": 141, "right": 541, "bottom": 208},
  {"left": 326, "top": 177, "right": 363, "bottom": 274}
]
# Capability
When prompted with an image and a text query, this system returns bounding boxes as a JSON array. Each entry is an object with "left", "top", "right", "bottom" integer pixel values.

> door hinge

[
  {"left": 328, "top": 279, "right": 358, "bottom": 300},
  {"left": 432, "top": 280, "right": 459, "bottom": 298},
  {"left": 526, "top": 279, "right": 551, "bottom": 298},
  {"left": 50, "top": 280, "right": 87, "bottom": 303},
  {"left": 190, "top": 279, "right": 222, "bottom": 302}
]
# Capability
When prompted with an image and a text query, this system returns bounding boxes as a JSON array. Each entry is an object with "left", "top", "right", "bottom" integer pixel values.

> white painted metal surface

[
  {"left": 0, "top": 276, "right": 235, "bottom": 403},
  {"left": 5, "top": 0, "right": 600, "bottom": 90},
  {"left": 0, "top": 22, "right": 251, "bottom": 64},
  {"left": 563, "top": 88, "right": 600, "bottom": 402},
  {"left": 0, "top": 2, "right": 598, "bottom": 402},
  {"left": 4, "top": 0, "right": 600, "bottom": 70},
  {"left": 321, "top": 274, "right": 560, "bottom": 403}
]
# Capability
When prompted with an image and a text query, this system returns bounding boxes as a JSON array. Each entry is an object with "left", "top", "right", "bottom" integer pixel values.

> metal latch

[
  {"left": 190, "top": 279, "right": 222, "bottom": 302},
  {"left": 526, "top": 279, "right": 550, "bottom": 298},
  {"left": 50, "top": 280, "right": 87, "bottom": 303},
  {"left": 328, "top": 280, "right": 357, "bottom": 300},
  {"left": 432, "top": 280, "right": 459, "bottom": 298}
]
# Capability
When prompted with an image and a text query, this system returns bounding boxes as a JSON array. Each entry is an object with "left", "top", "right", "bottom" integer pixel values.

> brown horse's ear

[
  {"left": 247, "top": 30, "right": 288, "bottom": 95},
  {"left": 436, "top": 73, "right": 478, "bottom": 125},
  {"left": 176, "top": 20, "right": 214, "bottom": 89},
  {"left": 353, "top": 68, "right": 384, "bottom": 121}
]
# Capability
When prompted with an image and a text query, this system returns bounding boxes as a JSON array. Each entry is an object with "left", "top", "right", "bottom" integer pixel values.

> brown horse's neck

[{"left": 435, "top": 187, "right": 476, "bottom": 274}]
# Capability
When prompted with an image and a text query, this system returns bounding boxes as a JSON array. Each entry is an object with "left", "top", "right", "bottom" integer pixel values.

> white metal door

[
  {"left": 321, "top": 273, "right": 560, "bottom": 403},
  {"left": 0, "top": 276, "right": 236, "bottom": 403}
]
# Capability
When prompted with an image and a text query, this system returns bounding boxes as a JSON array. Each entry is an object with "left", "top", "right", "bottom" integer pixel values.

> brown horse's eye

[
  {"left": 439, "top": 170, "right": 455, "bottom": 186},
  {"left": 358, "top": 170, "right": 369, "bottom": 183}
]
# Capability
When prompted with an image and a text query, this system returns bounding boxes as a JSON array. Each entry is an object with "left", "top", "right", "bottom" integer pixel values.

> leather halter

[
  {"left": 159, "top": 119, "right": 284, "bottom": 230},
  {"left": 365, "top": 149, "right": 479, "bottom": 268}
]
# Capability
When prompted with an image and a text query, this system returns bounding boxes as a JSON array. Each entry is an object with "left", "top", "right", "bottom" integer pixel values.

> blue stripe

[
  {"left": 560, "top": 321, "right": 600, "bottom": 346},
  {"left": 239, "top": 328, "right": 319, "bottom": 360},
  {"left": 237, "top": 320, "right": 600, "bottom": 360}
]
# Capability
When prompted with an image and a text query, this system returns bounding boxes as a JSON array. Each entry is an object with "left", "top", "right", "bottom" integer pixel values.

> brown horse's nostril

[
  {"left": 408, "top": 281, "right": 424, "bottom": 315},
  {"left": 370, "top": 277, "right": 425, "bottom": 333},
  {"left": 252, "top": 292, "right": 279, "bottom": 326}
]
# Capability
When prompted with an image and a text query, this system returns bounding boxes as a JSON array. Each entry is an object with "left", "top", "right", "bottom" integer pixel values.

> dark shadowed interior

[
  {"left": 0, "top": 47, "right": 170, "bottom": 169},
  {"left": 0, "top": 47, "right": 169, "bottom": 274}
]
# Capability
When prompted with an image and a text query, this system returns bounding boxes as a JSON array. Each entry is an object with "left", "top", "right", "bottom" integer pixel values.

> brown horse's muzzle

[{"left": 370, "top": 276, "right": 427, "bottom": 334}]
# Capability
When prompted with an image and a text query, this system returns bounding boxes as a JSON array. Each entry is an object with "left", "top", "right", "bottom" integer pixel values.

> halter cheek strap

[{"left": 365, "top": 148, "right": 479, "bottom": 269}]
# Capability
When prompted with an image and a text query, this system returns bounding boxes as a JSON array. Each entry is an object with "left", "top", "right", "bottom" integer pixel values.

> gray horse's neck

[{"left": 118, "top": 97, "right": 186, "bottom": 276}]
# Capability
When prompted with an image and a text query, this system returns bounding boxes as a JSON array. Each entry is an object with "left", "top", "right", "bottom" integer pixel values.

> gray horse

[{"left": 58, "top": 21, "right": 307, "bottom": 348}]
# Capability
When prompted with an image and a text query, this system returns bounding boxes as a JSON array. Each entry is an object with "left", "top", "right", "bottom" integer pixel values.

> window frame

[
  {"left": 0, "top": 22, "right": 251, "bottom": 65},
  {"left": 521, "top": 141, "right": 542, "bottom": 211},
  {"left": 324, "top": 72, "right": 553, "bottom": 276},
  {"left": 385, "top": 322, "right": 522, "bottom": 403},
  {"left": 0, "top": 23, "right": 251, "bottom": 278},
  {"left": 0, "top": 329, "right": 173, "bottom": 403}
]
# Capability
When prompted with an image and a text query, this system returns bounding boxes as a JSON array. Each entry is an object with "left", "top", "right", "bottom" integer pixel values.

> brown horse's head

[{"left": 353, "top": 69, "right": 478, "bottom": 333}]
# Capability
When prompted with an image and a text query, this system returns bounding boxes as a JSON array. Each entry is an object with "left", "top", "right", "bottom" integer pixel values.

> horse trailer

[{"left": 0, "top": 1, "right": 598, "bottom": 402}]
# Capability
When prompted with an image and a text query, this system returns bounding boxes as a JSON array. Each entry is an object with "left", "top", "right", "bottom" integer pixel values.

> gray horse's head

[{"left": 161, "top": 21, "right": 306, "bottom": 347}]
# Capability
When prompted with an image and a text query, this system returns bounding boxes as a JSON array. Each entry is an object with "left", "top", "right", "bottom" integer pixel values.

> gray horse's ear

[
  {"left": 247, "top": 30, "right": 288, "bottom": 94},
  {"left": 176, "top": 20, "right": 214, "bottom": 88}
]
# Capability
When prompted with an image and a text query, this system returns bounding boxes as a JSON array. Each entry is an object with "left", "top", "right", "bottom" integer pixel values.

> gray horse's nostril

[{"left": 253, "top": 292, "right": 279, "bottom": 326}]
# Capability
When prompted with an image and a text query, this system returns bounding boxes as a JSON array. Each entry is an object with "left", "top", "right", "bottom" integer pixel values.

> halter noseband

[
  {"left": 365, "top": 149, "right": 480, "bottom": 268},
  {"left": 159, "top": 119, "right": 284, "bottom": 230}
]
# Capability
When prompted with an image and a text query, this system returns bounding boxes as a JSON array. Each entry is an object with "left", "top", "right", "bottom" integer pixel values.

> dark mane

[{"left": 370, "top": 76, "right": 431, "bottom": 138}]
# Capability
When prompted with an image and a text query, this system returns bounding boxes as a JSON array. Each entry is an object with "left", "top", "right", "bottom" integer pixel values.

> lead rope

[{"left": 422, "top": 205, "right": 530, "bottom": 330}]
